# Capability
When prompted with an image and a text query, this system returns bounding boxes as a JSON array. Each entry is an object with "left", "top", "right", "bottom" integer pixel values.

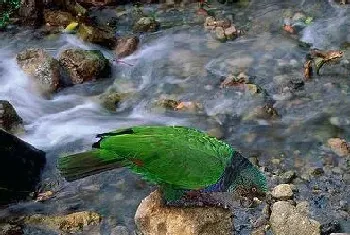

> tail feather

[{"left": 58, "top": 149, "right": 128, "bottom": 182}]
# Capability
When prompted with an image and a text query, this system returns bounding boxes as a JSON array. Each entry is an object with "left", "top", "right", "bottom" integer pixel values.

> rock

[
  {"left": 215, "top": 27, "right": 226, "bottom": 42},
  {"left": 111, "top": 226, "right": 130, "bottom": 235},
  {"left": 77, "top": 0, "right": 115, "bottom": 6},
  {"left": 59, "top": 49, "right": 110, "bottom": 84},
  {"left": 135, "top": 190, "right": 233, "bottom": 235},
  {"left": 327, "top": 138, "right": 350, "bottom": 157},
  {"left": 133, "top": 17, "right": 158, "bottom": 33},
  {"left": 224, "top": 26, "right": 237, "bottom": 40},
  {"left": 279, "top": 171, "right": 296, "bottom": 184},
  {"left": 44, "top": 10, "right": 75, "bottom": 27},
  {"left": 271, "top": 184, "right": 293, "bottom": 200},
  {"left": 320, "top": 220, "right": 341, "bottom": 235},
  {"left": 115, "top": 36, "right": 139, "bottom": 58},
  {"left": 270, "top": 201, "right": 321, "bottom": 235},
  {"left": 0, "top": 101, "right": 24, "bottom": 134},
  {"left": 19, "top": 0, "right": 44, "bottom": 27},
  {"left": 156, "top": 98, "right": 180, "bottom": 110},
  {"left": 24, "top": 211, "right": 101, "bottom": 233},
  {"left": 77, "top": 24, "right": 116, "bottom": 49},
  {"left": 214, "top": 20, "right": 231, "bottom": 29},
  {"left": 0, "top": 223, "right": 23, "bottom": 235},
  {"left": 0, "top": 130, "right": 46, "bottom": 205},
  {"left": 204, "top": 16, "right": 216, "bottom": 28},
  {"left": 99, "top": 92, "right": 123, "bottom": 112},
  {"left": 176, "top": 101, "right": 203, "bottom": 113},
  {"left": 16, "top": 48, "right": 61, "bottom": 95}
]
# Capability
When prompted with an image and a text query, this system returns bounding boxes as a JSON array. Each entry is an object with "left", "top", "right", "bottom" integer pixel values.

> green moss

[{"left": 0, "top": 0, "right": 21, "bottom": 29}]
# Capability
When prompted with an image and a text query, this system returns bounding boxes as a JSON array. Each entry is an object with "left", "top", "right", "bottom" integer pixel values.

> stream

[{"left": 0, "top": 0, "right": 349, "bottom": 234}]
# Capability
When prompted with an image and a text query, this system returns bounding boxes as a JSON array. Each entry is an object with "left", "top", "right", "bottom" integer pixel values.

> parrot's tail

[{"left": 58, "top": 149, "right": 128, "bottom": 182}]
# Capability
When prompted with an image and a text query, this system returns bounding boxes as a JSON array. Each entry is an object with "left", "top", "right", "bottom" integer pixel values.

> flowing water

[{"left": 0, "top": 0, "right": 349, "bottom": 234}]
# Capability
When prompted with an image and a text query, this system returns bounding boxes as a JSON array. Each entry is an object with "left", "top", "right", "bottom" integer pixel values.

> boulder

[
  {"left": 0, "top": 130, "right": 46, "bottom": 205},
  {"left": 0, "top": 223, "right": 23, "bottom": 235},
  {"left": 0, "top": 100, "right": 24, "bottom": 134},
  {"left": 16, "top": 48, "right": 61, "bottom": 95},
  {"left": 327, "top": 138, "right": 350, "bottom": 157},
  {"left": 77, "top": 24, "right": 116, "bottom": 49},
  {"left": 215, "top": 27, "right": 226, "bottom": 42},
  {"left": 270, "top": 201, "right": 321, "bottom": 235},
  {"left": 115, "top": 36, "right": 139, "bottom": 58},
  {"left": 135, "top": 190, "right": 233, "bottom": 235},
  {"left": 19, "top": 0, "right": 44, "bottom": 27},
  {"left": 43, "top": 10, "right": 75, "bottom": 27},
  {"left": 24, "top": 211, "right": 101, "bottom": 233},
  {"left": 133, "top": 17, "right": 158, "bottom": 33},
  {"left": 59, "top": 49, "right": 110, "bottom": 84}
]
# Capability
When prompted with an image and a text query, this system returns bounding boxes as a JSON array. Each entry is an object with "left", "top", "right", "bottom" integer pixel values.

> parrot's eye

[{"left": 252, "top": 187, "right": 257, "bottom": 192}]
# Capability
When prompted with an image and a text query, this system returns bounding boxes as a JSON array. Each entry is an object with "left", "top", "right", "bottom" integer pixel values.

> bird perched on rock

[{"left": 58, "top": 125, "right": 267, "bottom": 206}]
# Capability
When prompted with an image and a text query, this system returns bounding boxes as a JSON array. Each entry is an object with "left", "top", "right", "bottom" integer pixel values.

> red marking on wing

[{"left": 131, "top": 158, "right": 144, "bottom": 167}]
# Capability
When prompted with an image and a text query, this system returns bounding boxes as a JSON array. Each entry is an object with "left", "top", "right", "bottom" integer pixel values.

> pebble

[{"left": 271, "top": 184, "right": 294, "bottom": 200}]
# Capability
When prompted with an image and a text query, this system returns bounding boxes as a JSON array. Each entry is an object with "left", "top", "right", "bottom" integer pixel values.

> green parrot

[{"left": 58, "top": 125, "right": 267, "bottom": 205}]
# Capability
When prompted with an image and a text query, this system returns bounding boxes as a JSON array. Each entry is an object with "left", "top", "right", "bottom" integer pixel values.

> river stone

[
  {"left": 270, "top": 201, "right": 321, "bottom": 235},
  {"left": 271, "top": 184, "right": 293, "bottom": 200},
  {"left": 0, "top": 130, "right": 46, "bottom": 205},
  {"left": 24, "top": 211, "right": 101, "bottom": 233},
  {"left": 59, "top": 49, "right": 110, "bottom": 84},
  {"left": 19, "top": 0, "right": 44, "bottom": 26},
  {"left": 133, "top": 17, "right": 158, "bottom": 33},
  {"left": 0, "top": 100, "right": 24, "bottom": 134},
  {"left": 0, "top": 223, "right": 23, "bottom": 235},
  {"left": 215, "top": 26, "right": 226, "bottom": 42},
  {"left": 44, "top": 10, "right": 75, "bottom": 27},
  {"left": 77, "top": 24, "right": 116, "bottom": 49},
  {"left": 135, "top": 190, "right": 233, "bottom": 235},
  {"left": 16, "top": 48, "right": 61, "bottom": 95},
  {"left": 327, "top": 138, "right": 350, "bottom": 157},
  {"left": 115, "top": 36, "right": 139, "bottom": 58}
]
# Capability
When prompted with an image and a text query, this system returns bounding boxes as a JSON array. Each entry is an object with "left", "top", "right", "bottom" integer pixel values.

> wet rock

[
  {"left": 215, "top": 27, "right": 226, "bottom": 42},
  {"left": 115, "top": 36, "right": 139, "bottom": 58},
  {"left": 279, "top": 171, "right": 296, "bottom": 184},
  {"left": 156, "top": 98, "right": 180, "bottom": 110},
  {"left": 133, "top": 17, "right": 158, "bottom": 33},
  {"left": 44, "top": 10, "right": 75, "bottom": 27},
  {"left": 206, "top": 127, "right": 224, "bottom": 139},
  {"left": 59, "top": 49, "right": 110, "bottom": 84},
  {"left": 0, "top": 100, "right": 24, "bottom": 134},
  {"left": 78, "top": 0, "right": 115, "bottom": 6},
  {"left": 176, "top": 101, "right": 203, "bottom": 113},
  {"left": 320, "top": 220, "right": 341, "bottom": 235},
  {"left": 111, "top": 225, "right": 129, "bottom": 235},
  {"left": 135, "top": 190, "right": 233, "bottom": 235},
  {"left": 224, "top": 26, "right": 237, "bottom": 40},
  {"left": 327, "top": 138, "right": 350, "bottom": 157},
  {"left": 204, "top": 16, "right": 216, "bottom": 30},
  {"left": 271, "top": 184, "right": 293, "bottom": 200},
  {"left": 77, "top": 24, "right": 116, "bottom": 49},
  {"left": 24, "top": 211, "right": 101, "bottom": 233},
  {"left": 0, "top": 223, "right": 23, "bottom": 235},
  {"left": 270, "top": 201, "right": 321, "bottom": 235},
  {"left": 19, "top": 0, "right": 44, "bottom": 27},
  {"left": 99, "top": 92, "right": 125, "bottom": 112},
  {"left": 0, "top": 130, "right": 46, "bottom": 205},
  {"left": 16, "top": 48, "right": 61, "bottom": 95}
]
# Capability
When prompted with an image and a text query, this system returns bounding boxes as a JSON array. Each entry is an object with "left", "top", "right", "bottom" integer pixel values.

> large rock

[
  {"left": 16, "top": 48, "right": 61, "bottom": 95},
  {"left": 0, "top": 130, "right": 46, "bottom": 205},
  {"left": 271, "top": 184, "right": 294, "bottom": 200},
  {"left": 135, "top": 190, "right": 233, "bottom": 235},
  {"left": 44, "top": 10, "right": 75, "bottom": 27},
  {"left": 115, "top": 36, "right": 139, "bottom": 58},
  {"left": 24, "top": 211, "right": 101, "bottom": 233},
  {"left": 59, "top": 49, "right": 110, "bottom": 84},
  {"left": 0, "top": 100, "right": 24, "bottom": 134},
  {"left": 77, "top": 24, "right": 116, "bottom": 49},
  {"left": 133, "top": 17, "right": 159, "bottom": 33},
  {"left": 327, "top": 138, "right": 350, "bottom": 157},
  {"left": 270, "top": 201, "right": 321, "bottom": 235},
  {"left": 19, "top": 0, "right": 44, "bottom": 27}
]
